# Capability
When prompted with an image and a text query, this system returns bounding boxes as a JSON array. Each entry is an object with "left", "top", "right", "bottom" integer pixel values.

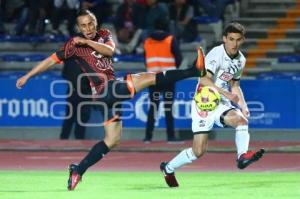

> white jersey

[
  {"left": 205, "top": 44, "right": 246, "bottom": 104},
  {"left": 191, "top": 44, "right": 246, "bottom": 133}
]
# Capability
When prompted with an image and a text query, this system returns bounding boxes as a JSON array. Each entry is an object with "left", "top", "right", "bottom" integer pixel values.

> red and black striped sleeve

[
  {"left": 51, "top": 38, "right": 76, "bottom": 63},
  {"left": 99, "top": 29, "right": 115, "bottom": 48}
]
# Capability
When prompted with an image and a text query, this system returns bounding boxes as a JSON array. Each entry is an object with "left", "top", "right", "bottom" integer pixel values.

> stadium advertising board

[{"left": 0, "top": 73, "right": 299, "bottom": 129}]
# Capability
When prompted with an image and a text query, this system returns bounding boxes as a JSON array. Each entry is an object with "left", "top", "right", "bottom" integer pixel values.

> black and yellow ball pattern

[{"left": 194, "top": 86, "right": 221, "bottom": 111}]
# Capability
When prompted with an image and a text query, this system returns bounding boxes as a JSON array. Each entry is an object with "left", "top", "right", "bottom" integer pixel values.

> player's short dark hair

[
  {"left": 223, "top": 22, "right": 245, "bottom": 36},
  {"left": 76, "top": 9, "right": 97, "bottom": 24}
]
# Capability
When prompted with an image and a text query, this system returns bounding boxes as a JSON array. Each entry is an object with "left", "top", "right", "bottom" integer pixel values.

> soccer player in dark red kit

[{"left": 16, "top": 9, "right": 206, "bottom": 191}]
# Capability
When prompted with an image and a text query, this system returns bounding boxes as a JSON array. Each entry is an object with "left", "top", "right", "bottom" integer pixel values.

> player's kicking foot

[
  {"left": 67, "top": 164, "right": 82, "bottom": 190},
  {"left": 160, "top": 162, "right": 179, "bottom": 187},
  {"left": 195, "top": 47, "right": 206, "bottom": 77},
  {"left": 196, "top": 47, "right": 205, "bottom": 70},
  {"left": 237, "top": 148, "right": 265, "bottom": 169}
]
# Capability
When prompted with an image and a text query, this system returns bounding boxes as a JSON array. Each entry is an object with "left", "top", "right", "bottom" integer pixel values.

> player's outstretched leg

[
  {"left": 155, "top": 47, "right": 206, "bottom": 87},
  {"left": 66, "top": 140, "right": 111, "bottom": 190},
  {"left": 237, "top": 148, "right": 265, "bottom": 169},
  {"left": 160, "top": 162, "right": 179, "bottom": 187},
  {"left": 68, "top": 164, "right": 82, "bottom": 190},
  {"left": 129, "top": 47, "right": 206, "bottom": 94}
]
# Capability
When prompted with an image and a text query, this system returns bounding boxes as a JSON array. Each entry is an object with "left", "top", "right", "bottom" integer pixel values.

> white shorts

[{"left": 191, "top": 100, "right": 237, "bottom": 133}]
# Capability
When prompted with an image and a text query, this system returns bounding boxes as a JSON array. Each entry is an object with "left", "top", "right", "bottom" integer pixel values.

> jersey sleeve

[
  {"left": 54, "top": 50, "right": 64, "bottom": 62},
  {"left": 55, "top": 38, "right": 76, "bottom": 61},
  {"left": 204, "top": 47, "right": 219, "bottom": 75},
  {"left": 99, "top": 29, "right": 115, "bottom": 48}
]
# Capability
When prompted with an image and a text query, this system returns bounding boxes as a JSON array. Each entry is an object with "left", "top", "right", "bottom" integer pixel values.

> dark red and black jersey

[{"left": 55, "top": 29, "right": 115, "bottom": 94}]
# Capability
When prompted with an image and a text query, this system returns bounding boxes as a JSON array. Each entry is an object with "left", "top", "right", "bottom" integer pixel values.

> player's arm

[
  {"left": 231, "top": 80, "right": 250, "bottom": 117},
  {"left": 73, "top": 36, "right": 115, "bottom": 57},
  {"left": 16, "top": 53, "right": 61, "bottom": 89},
  {"left": 199, "top": 72, "right": 239, "bottom": 104},
  {"left": 202, "top": 47, "right": 238, "bottom": 103}
]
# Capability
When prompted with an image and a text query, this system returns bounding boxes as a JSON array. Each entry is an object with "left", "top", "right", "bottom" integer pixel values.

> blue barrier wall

[{"left": 0, "top": 72, "right": 299, "bottom": 129}]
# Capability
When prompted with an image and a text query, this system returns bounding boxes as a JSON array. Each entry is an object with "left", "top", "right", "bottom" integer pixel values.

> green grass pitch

[{"left": 0, "top": 171, "right": 299, "bottom": 199}]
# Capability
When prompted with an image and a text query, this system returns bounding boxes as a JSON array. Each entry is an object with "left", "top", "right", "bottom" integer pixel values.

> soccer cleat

[
  {"left": 195, "top": 47, "right": 206, "bottom": 77},
  {"left": 196, "top": 47, "right": 205, "bottom": 70},
  {"left": 237, "top": 148, "right": 265, "bottom": 169},
  {"left": 67, "top": 164, "right": 82, "bottom": 191},
  {"left": 143, "top": 138, "right": 152, "bottom": 144},
  {"left": 143, "top": 135, "right": 152, "bottom": 144},
  {"left": 160, "top": 162, "right": 179, "bottom": 187}
]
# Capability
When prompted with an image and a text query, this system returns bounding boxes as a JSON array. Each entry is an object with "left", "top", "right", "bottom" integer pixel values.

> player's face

[
  {"left": 223, "top": 33, "right": 244, "bottom": 57},
  {"left": 77, "top": 14, "right": 97, "bottom": 39}
]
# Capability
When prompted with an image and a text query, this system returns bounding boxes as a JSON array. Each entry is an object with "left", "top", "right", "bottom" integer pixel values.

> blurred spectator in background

[
  {"left": 0, "top": 11, "right": 4, "bottom": 34},
  {"left": 143, "top": 18, "right": 182, "bottom": 143},
  {"left": 143, "top": 0, "right": 169, "bottom": 32},
  {"left": 125, "top": 0, "right": 169, "bottom": 53},
  {"left": 80, "top": 0, "right": 112, "bottom": 23},
  {"left": 0, "top": 0, "right": 5, "bottom": 34},
  {"left": 51, "top": 0, "right": 80, "bottom": 36},
  {"left": 27, "top": 0, "right": 52, "bottom": 35},
  {"left": 60, "top": 59, "right": 92, "bottom": 140},
  {"left": 2, "top": 0, "right": 28, "bottom": 35},
  {"left": 113, "top": 0, "right": 144, "bottom": 44},
  {"left": 198, "top": 0, "right": 235, "bottom": 19},
  {"left": 187, "top": 0, "right": 201, "bottom": 16},
  {"left": 13, "top": 0, "right": 28, "bottom": 36},
  {"left": 169, "top": 0, "right": 197, "bottom": 42},
  {"left": 135, "top": 0, "right": 146, "bottom": 5}
]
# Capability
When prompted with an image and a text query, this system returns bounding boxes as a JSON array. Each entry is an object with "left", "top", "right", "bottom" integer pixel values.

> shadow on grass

[
  {"left": 0, "top": 189, "right": 67, "bottom": 193},
  {"left": 196, "top": 180, "right": 299, "bottom": 189},
  {"left": 126, "top": 184, "right": 172, "bottom": 190}
]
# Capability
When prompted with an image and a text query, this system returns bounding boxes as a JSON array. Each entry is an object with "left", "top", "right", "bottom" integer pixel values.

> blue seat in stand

[
  {"left": 0, "top": 34, "right": 69, "bottom": 43},
  {"left": 113, "top": 54, "right": 144, "bottom": 62},
  {"left": 256, "top": 72, "right": 300, "bottom": 80},
  {"left": 23, "top": 54, "right": 47, "bottom": 61},
  {"left": 0, "top": 54, "right": 46, "bottom": 62},
  {"left": 278, "top": 55, "right": 300, "bottom": 63},
  {"left": 0, "top": 54, "right": 24, "bottom": 61},
  {"left": 193, "top": 16, "right": 220, "bottom": 24}
]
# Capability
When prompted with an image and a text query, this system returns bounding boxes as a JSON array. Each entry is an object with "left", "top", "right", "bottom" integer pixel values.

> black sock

[
  {"left": 155, "top": 66, "right": 206, "bottom": 86},
  {"left": 77, "top": 141, "right": 110, "bottom": 175}
]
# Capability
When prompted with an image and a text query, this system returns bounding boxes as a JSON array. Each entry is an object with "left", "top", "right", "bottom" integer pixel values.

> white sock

[
  {"left": 235, "top": 125, "right": 250, "bottom": 158},
  {"left": 166, "top": 148, "right": 197, "bottom": 173}
]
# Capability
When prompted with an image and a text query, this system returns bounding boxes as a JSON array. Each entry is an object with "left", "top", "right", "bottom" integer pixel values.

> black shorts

[
  {"left": 97, "top": 80, "right": 132, "bottom": 106},
  {"left": 91, "top": 79, "right": 132, "bottom": 124}
]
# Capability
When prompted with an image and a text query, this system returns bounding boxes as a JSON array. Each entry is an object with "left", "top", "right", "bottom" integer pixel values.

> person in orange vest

[{"left": 143, "top": 18, "right": 183, "bottom": 143}]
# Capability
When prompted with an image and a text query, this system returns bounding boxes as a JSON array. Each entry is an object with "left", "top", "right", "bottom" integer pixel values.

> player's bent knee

[
  {"left": 104, "top": 136, "right": 121, "bottom": 148},
  {"left": 111, "top": 139, "right": 121, "bottom": 148},
  {"left": 237, "top": 117, "right": 248, "bottom": 126},
  {"left": 131, "top": 73, "right": 156, "bottom": 92},
  {"left": 192, "top": 147, "right": 206, "bottom": 158}
]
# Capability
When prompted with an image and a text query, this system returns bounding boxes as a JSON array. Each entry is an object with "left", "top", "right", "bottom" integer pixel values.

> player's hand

[
  {"left": 223, "top": 91, "right": 239, "bottom": 104},
  {"left": 229, "top": 93, "right": 239, "bottom": 104},
  {"left": 73, "top": 37, "right": 87, "bottom": 45},
  {"left": 242, "top": 107, "right": 250, "bottom": 118},
  {"left": 16, "top": 75, "right": 29, "bottom": 89}
]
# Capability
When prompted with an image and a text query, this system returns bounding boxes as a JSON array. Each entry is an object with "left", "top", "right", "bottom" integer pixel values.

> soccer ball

[{"left": 194, "top": 86, "right": 221, "bottom": 111}]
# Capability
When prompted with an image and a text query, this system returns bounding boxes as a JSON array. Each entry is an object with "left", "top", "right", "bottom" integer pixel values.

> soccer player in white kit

[{"left": 160, "top": 22, "right": 265, "bottom": 187}]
